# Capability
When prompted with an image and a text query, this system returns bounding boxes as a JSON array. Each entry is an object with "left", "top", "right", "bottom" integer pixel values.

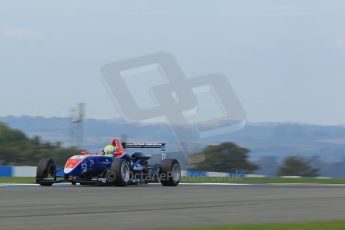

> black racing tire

[
  {"left": 160, "top": 159, "right": 181, "bottom": 186},
  {"left": 111, "top": 159, "right": 130, "bottom": 187},
  {"left": 36, "top": 158, "right": 56, "bottom": 186}
]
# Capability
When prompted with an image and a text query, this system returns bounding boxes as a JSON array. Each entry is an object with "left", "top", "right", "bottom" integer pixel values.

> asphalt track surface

[{"left": 1, "top": 183, "right": 345, "bottom": 230}]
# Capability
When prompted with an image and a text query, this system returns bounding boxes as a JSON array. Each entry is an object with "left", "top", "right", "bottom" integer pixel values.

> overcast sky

[{"left": 1, "top": 0, "right": 344, "bottom": 125}]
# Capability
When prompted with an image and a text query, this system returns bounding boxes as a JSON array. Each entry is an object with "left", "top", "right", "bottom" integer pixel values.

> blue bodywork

[{"left": 64, "top": 154, "right": 142, "bottom": 178}]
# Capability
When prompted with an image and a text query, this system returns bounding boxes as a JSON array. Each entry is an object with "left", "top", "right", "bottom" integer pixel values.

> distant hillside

[
  {"left": 0, "top": 116, "right": 175, "bottom": 150},
  {"left": 1, "top": 116, "right": 345, "bottom": 162}
]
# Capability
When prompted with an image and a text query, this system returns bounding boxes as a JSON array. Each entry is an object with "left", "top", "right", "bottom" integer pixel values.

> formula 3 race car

[{"left": 35, "top": 138, "right": 181, "bottom": 187}]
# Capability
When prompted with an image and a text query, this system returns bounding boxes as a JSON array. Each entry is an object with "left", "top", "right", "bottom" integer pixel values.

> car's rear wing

[{"left": 122, "top": 142, "right": 166, "bottom": 160}]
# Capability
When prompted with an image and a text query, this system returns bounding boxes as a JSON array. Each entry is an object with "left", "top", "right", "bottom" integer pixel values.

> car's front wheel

[{"left": 36, "top": 158, "right": 56, "bottom": 186}]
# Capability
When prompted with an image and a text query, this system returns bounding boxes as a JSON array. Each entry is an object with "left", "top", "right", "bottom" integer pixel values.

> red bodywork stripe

[{"left": 65, "top": 159, "right": 82, "bottom": 169}]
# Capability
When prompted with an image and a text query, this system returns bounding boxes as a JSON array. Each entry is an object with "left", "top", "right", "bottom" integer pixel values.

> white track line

[
  {"left": 0, "top": 183, "right": 39, "bottom": 186},
  {"left": 266, "top": 183, "right": 345, "bottom": 187},
  {"left": 0, "top": 183, "right": 253, "bottom": 187},
  {"left": 0, "top": 183, "right": 70, "bottom": 187},
  {"left": 179, "top": 183, "right": 254, "bottom": 186},
  {"left": 1, "top": 183, "right": 345, "bottom": 187}
]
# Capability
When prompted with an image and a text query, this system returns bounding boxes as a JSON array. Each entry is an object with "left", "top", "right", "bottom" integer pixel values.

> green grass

[
  {"left": 1, "top": 176, "right": 345, "bottom": 185},
  {"left": 0, "top": 177, "right": 35, "bottom": 184},
  {"left": 160, "top": 220, "right": 345, "bottom": 230}
]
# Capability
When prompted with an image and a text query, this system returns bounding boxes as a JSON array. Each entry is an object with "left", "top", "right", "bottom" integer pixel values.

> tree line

[
  {"left": 0, "top": 122, "right": 319, "bottom": 176},
  {"left": 0, "top": 123, "right": 82, "bottom": 166},
  {"left": 190, "top": 142, "right": 319, "bottom": 177}
]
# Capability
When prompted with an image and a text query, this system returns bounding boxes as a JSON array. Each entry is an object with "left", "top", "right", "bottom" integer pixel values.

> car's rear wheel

[
  {"left": 36, "top": 158, "right": 56, "bottom": 186},
  {"left": 160, "top": 159, "right": 181, "bottom": 186},
  {"left": 111, "top": 159, "right": 130, "bottom": 186}
]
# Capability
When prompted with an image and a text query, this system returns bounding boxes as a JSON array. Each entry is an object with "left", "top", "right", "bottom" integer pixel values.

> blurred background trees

[
  {"left": 278, "top": 156, "right": 319, "bottom": 177},
  {"left": 0, "top": 123, "right": 82, "bottom": 166},
  {"left": 190, "top": 142, "right": 259, "bottom": 173},
  {"left": 0, "top": 121, "right": 339, "bottom": 178}
]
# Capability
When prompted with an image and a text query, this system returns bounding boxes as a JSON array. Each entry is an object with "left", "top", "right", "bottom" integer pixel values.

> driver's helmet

[{"left": 103, "top": 145, "right": 116, "bottom": 157}]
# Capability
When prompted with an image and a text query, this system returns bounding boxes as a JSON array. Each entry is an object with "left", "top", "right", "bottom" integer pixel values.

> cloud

[
  {"left": 0, "top": 27, "right": 41, "bottom": 41},
  {"left": 335, "top": 37, "right": 345, "bottom": 48}
]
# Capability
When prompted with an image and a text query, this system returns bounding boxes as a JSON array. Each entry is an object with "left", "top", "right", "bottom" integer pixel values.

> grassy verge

[
  {"left": 160, "top": 220, "right": 345, "bottom": 230},
  {"left": 0, "top": 177, "right": 35, "bottom": 184},
  {"left": 1, "top": 176, "right": 345, "bottom": 185}
]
